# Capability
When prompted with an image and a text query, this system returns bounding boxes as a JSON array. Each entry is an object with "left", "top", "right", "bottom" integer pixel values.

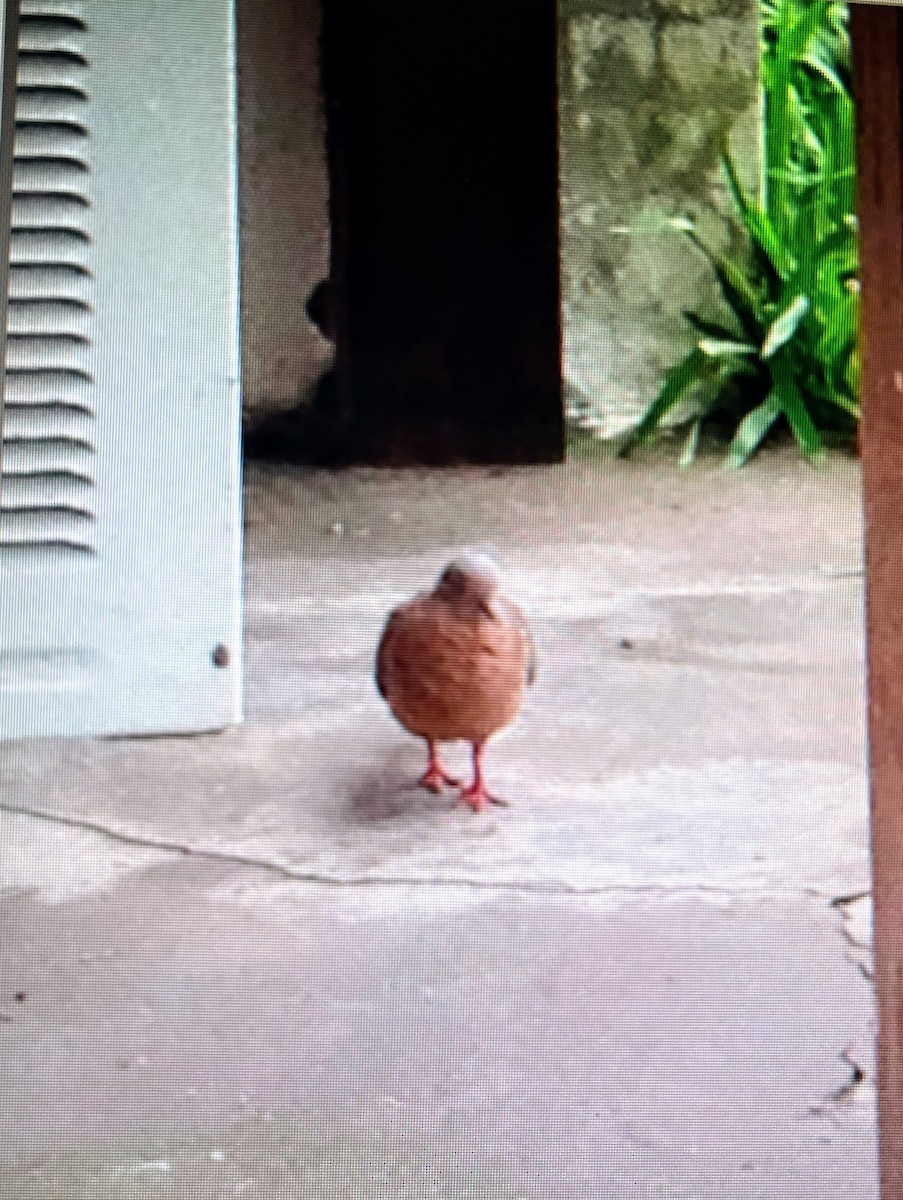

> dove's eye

[{"left": 440, "top": 568, "right": 467, "bottom": 593}]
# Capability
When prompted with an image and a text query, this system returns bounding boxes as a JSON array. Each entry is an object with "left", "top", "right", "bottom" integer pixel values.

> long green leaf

[
  {"left": 773, "top": 354, "right": 824, "bottom": 460},
  {"left": 825, "top": 388, "right": 860, "bottom": 419},
  {"left": 682, "top": 310, "right": 746, "bottom": 342},
  {"left": 722, "top": 155, "right": 794, "bottom": 279},
  {"left": 626, "top": 348, "right": 714, "bottom": 449},
  {"left": 679, "top": 419, "right": 702, "bottom": 469},
  {"left": 699, "top": 338, "right": 757, "bottom": 358},
  {"left": 761, "top": 294, "right": 811, "bottom": 359},
  {"left": 815, "top": 290, "right": 858, "bottom": 364},
  {"left": 727, "top": 394, "right": 783, "bottom": 469},
  {"left": 718, "top": 259, "right": 765, "bottom": 321},
  {"left": 685, "top": 235, "right": 763, "bottom": 342}
]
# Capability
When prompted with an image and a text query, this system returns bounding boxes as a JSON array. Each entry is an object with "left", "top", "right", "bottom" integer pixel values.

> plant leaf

[
  {"left": 727, "top": 394, "right": 782, "bottom": 469},
  {"left": 699, "top": 338, "right": 757, "bottom": 358},
  {"left": 679, "top": 419, "right": 702, "bottom": 469},
  {"left": 773, "top": 354, "right": 824, "bottom": 460},
  {"left": 761, "top": 294, "right": 811, "bottom": 358},
  {"left": 682, "top": 310, "right": 746, "bottom": 342},
  {"left": 722, "top": 155, "right": 795, "bottom": 279},
  {"left": 685, "top": 230, "right": 762, "bottom": 335},
  {"left": 698, "top": 261, "right": 763, "bottom": 343},
  {"left": 625, "top": 347, "right": 713, "bottom": 449}
]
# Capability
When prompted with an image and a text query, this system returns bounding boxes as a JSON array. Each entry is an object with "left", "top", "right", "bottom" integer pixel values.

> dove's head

[{"left": 434, "top": 552, "right": 502, "bottom": 610}]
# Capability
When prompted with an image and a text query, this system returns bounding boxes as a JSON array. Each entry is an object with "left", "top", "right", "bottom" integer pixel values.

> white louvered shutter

[{"left": 0, "top": 1, "right": 243, "bottom": 739}]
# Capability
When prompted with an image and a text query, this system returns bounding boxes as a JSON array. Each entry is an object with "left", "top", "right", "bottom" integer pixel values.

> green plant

[{"left": 623, "top": 0, "right": 860, "bottom": 468}]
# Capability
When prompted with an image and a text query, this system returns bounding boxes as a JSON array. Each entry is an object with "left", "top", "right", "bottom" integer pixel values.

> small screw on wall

[{"left": 212, "top": 644, "right": 230, "bottom": 668}]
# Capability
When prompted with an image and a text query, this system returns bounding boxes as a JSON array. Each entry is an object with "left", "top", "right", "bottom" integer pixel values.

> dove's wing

[
  {"left": 375, "top": 607, "right": 403, "bottom": 700},
  {"left": 498, "top": 597, "right": 537, "bottom": 686},
  {"left": 375, "top": 600, "right": 420, "bottom": 699}
]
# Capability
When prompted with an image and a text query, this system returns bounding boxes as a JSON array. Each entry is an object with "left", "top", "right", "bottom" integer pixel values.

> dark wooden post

[
  {"left": 320, "top": 0, "right": 565, "bottom": 466},
  {"left": 853, "top": 5, "right": 903, "bottom": 1196}
]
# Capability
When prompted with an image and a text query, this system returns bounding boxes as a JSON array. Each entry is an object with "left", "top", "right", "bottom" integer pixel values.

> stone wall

[
  {"left": 236, "top": 0, "right": 331, "bottom": 414},
  {"left": 559, "top": 0, "right": 760, "bottom": 436}
]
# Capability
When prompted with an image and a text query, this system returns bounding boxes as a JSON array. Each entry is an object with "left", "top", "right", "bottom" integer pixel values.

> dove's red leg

[
  {"left": 460, "top": 742, "right": 509, "bottom": 812},
  {"left": 418, "top": 740, "right": 459, "bottom": 793}
]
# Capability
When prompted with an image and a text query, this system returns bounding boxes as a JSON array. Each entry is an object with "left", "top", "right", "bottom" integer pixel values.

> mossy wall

[{"left": 559, "top": 0, "right": 760, "bottom": 437}]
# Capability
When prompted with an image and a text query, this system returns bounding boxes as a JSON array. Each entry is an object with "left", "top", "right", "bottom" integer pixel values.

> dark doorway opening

[{"left": 312, "top": 0, "right": 565, "bottom": 466}]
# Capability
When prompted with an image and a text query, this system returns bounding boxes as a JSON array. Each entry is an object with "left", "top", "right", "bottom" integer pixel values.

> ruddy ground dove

[{"left": 375, "top": 553, "right": 535, "bottom": 812}]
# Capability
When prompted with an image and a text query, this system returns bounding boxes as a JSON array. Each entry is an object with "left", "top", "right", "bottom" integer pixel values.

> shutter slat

[
  {"left": 15, "top": 125, "right": 89, "bottom": 155},
  {"left": 7, "top": 336, "right": 89, "bottom": 372},
  {"left": 12, "top": 159, "right": 88, "bottom": 193},
  {"left": 2, "top": 436, "right": 93, "bottom": 474},
  {"left": 8, "top": 299, "right": 90, "bottom": 336},
  {"left": 16, "top": 60, "right": 86, "bottom": 91},
  {"left": 13, "top": 195, "right": 90, "bottom": 228},
  {"left": 10, "top": 229, "right": 90, "bottom": 266},
  {"left": 5, "top": 367, "right": 91, "bottom": 402},
  {"left": 19, "top": 3, "right": 88, "bottom": 22},
  {"left": 0, "top": 508, "right": 96, "bottom": 550},
  {"left": 10, "top": 264, "right": 91, "bottom": 301},
  {"left": 15, "top": 88, "right": 87, "bottom": 122},
  {"left": 18, "top": 30, "right": 87, "bottom": 60},
  {"left": 2, "top": 402, "right": 92, "bottom": 440},
  {"left": 1, "top": 470, "right": 92, "bottom": 506}
]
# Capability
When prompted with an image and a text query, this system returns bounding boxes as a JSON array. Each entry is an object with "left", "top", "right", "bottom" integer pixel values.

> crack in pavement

[
  {"left": 808, "top": 1043, "right": 871, "bottom": 1121},
  {"left": 832, "top": 890, "right": 872, "bottom": 907},
  {"left": 832, "top": 1045, "right": 867, "bottom": 1103},
  {"left": 831, "top": 891, "right": 874, "bottom": 982},
  {"left": 3, "top": 800, "right": 878, "bottom": 1126},
  {"left": 0, "top": 798, "right": 847, "bottom": 903},
  {"left": 804, "top": 892, "right": 877, "bottom": 1119}
]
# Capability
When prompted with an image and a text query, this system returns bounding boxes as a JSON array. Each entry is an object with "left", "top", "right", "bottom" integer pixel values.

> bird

[{"left": 375, "top": 553, "right": 536, "bottom": 812}]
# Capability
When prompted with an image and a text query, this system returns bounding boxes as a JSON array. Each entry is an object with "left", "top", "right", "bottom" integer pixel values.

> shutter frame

[{"left": 0, "top": 0, "right": 243, "bottom": 740}]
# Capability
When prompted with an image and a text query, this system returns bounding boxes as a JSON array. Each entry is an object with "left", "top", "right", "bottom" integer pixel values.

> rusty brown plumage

[{"left": 375, "top": 554, "right": 534, "bottom": 811}]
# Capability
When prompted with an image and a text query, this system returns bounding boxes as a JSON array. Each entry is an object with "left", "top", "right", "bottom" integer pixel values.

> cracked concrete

[
  {"left": 833, "top": 892, "right": 874, "bottom": 982},
  {"left": 0, "top": 447, "right": 877, "bottom": 1198}
]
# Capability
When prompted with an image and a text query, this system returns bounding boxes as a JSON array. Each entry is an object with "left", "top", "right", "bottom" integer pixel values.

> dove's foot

[
  {"left": 457, "top": 741, "right": 509, "bottom": 813},
  {"left": 419, "top": 742, "right": 459, "bottom": 793},
  {"left": 419, "top": 764, "right": 460, "bottom": 793},
  {"left": 459, "top": 783, "right": 509, "bottom": 813}
]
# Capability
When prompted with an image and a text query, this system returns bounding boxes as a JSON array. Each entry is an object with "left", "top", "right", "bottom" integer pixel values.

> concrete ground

[{"left": 0, "top": 445, "right": 877, "bottom": 1199}]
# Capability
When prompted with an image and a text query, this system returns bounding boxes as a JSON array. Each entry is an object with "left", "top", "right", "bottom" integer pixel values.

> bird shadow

[{"left": 347, "top": 747, "right": 449, "bottom": 823}]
